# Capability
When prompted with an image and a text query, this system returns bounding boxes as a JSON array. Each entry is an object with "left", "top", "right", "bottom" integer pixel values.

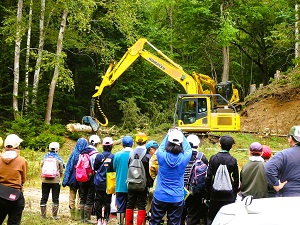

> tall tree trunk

[
  {"left": 295, "top": 3, "right": 299, "bottom": 62},
  {"left": 45, "top": 10, "right": 68, "bottom": 124},
  {"left": 13, "top": 0, "right": 23, "bottom": 119},
  {"left": 32, "top": 0, "right": 46, "bottom": 105},
  {"left": 23, "top": 0, "right": 33, "bottom": 114},
  {"left": 220, "top": 2, "right": 230, "bottom": 83},
  {"left": 222, "top": 46, "right": 230, "bottom": 82}
]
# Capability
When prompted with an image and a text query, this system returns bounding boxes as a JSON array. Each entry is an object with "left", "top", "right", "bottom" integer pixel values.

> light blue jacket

[
  {"left": 154, "top": 134, "right": 192, "bottom": 203},
  {"left": 113, "top": 147, "right": 132, "bottom": 193}
]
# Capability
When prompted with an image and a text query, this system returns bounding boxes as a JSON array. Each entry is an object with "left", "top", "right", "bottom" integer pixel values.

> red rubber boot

[
  {"left": 137, "top": 210, "right": 147, "bottom": 225},
  {"left": 125, "top": 209, "right": 134, "bottom": 225}
]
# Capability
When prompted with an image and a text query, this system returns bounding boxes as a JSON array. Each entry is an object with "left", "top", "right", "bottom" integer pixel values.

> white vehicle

[{"left": 212, "top": 195, "right": 300, "bottom": 225}]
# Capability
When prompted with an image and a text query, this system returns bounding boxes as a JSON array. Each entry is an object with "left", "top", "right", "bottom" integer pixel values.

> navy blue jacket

[
  {"left": 265, "top": 145, "right": 300, "bottom": 197},
  {"left": 94, "top": 151, "right": 114, "bottom": 191}
]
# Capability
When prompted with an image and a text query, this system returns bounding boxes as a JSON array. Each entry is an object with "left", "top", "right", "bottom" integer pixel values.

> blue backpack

[
  {"left": 188, "top": 152, "right": 208, "bottom": 195},
  {"left": 94, "top": 153, "right": 113, "bottom": 190}
]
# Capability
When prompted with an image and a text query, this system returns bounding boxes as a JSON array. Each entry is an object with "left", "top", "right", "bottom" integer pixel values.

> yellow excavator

[{"left": 91, "top": 38, "right": 240, "bottom": 133}]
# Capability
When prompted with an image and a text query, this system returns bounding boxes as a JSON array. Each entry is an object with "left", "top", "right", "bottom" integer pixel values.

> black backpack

[{"left": 127, "top": 150, "right": 147, "bottom": 191}]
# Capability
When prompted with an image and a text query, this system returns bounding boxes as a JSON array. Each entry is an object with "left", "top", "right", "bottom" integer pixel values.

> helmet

[
  {"left": 261, "top": 145, "right": 272, "bottom": 160},
  {"left": 102, "top": 137, "right": 113, "bottom": 146},
  {"left": 4, "top": 134, "right": 23, "bottom": 148},
  {"left": 122, "top": 136, "right": 133, "bottom": 147},
  {"left": 135, "top": 133, "right": 148, "bottom": 144},
  {"left": 89, "top": 135, "right": 101, "bottom": 145},
  {"left": 186, "top": 134, "right": 200, "bottom": 148},
  {"left": 49, "top": 142, "right": 60, "bottom": 152},
  {"left": 146, "top": 140, "right": 159, "bottom": 151}
]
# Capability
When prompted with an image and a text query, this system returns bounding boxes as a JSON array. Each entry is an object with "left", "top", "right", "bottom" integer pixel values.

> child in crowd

[
  {"left": 40, "top": 142, "right": 64, "bottom": 219},
  {"left": 62, "top": 138, "right": 88, "bottom": 220},
  {"left": 94, "top": 137, "right": 115, "bottom": 225}
]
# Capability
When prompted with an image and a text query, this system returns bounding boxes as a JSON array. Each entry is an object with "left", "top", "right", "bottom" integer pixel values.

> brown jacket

[{"left": 0, "top": 148, "right": 28, "bottom": 190}]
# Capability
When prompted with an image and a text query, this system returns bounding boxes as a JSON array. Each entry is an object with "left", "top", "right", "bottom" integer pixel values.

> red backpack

[{"left": 75, "top": 150, "right": 97, "bottom": 182}]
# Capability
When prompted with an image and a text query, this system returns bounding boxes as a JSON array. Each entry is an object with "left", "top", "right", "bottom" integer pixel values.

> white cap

[
  {"left": 4, "top": 134, "right": 23, "bottom": 148},
  {"left": 102, "top": 137, "right": 113, "bottom": 146},
  {"left": 89, "top": 135, "right": 101, "bottom": 145},
  {"left": 49, "top": 142, "right": 60, "bottom": 152},
  {"left": 168, "top": 129, "right": 183, "bottom": 146},
  {"left": 187, "top": 134, "right": 200, "bottom": 148}
]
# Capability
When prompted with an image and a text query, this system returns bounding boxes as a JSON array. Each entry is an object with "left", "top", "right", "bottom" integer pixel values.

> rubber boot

[
  {"left": 125, "top": 209, "right": 134, "bottom": 225},
  {"left": 137, "top": 210, "right": 146, "bottom": 225},
  {"left": 84, "top": 205, "right": 94, "bottom": 224},
  {"left": 117, "top": 213, "right": 125, "bottom": 225},
  {"left": 80, "top": 205, "right": 85, "bottom": 222},
  {"left": 70, "top": 208, "right": 76, "bottom": 220},
  {"left": 75, "top": 208, "right": 81, "bottom": 221},
  {"left": 40, "top": 205, "right": 47, "bottom": 218},
  {"left": 52, "top": 204, "right": 60, "bottom": 220}
]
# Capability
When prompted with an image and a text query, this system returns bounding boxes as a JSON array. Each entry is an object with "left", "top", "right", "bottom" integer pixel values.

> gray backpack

[
  {"left": 212, "top": 164, "right": 233, "bottom": 192},
  {"left": 127, "top": 150, "right": 147, "bottom": 191}
]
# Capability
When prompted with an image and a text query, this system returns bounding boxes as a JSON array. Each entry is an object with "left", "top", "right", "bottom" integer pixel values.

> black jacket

[{"left": 205, "top": 151, "right": 239, "bottom": 201}]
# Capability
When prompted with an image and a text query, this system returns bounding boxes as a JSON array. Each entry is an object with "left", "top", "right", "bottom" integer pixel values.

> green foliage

[
  {"left": 118, "top": 97, "right": 149, "bottom": 131},
  {"left": 217, "top": 13, "right": 238, "bottom": 47},
  {"left": 3, "top": 117, "right": 66, "bottom": 151}
]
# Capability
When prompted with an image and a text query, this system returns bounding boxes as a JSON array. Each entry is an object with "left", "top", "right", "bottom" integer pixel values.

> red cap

[{"left": 261, "top": 145, "right": 272, "bottom": 159}]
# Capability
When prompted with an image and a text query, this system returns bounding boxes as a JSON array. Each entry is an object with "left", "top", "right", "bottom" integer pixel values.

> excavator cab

[
  {"left": 215, "top": 81, "right": 234, "bottom": 106},
  {"left": 174, "top": 94, "right": 240, "bottom": 133}
]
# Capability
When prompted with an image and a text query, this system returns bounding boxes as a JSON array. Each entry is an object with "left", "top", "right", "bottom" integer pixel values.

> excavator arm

[{"left": 93, "top": 38, "right": 205, "bottom": 98}]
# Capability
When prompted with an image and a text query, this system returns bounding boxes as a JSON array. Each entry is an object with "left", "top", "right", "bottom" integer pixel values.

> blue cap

[
  {"left": 122, "top": 136, "right": 133, "bottom": 147},
  {"left": 146, "top": 140, "right": 159, "bottom": 151}
]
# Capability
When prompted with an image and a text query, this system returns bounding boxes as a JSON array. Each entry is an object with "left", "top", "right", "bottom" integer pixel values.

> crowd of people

[{"left": 0, "top": 125, "right": 300, "bottom": 225}]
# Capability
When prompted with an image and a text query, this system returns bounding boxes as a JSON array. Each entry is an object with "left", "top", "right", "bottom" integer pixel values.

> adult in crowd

[
  {"left": 62, "top": 138, "right": 89, "bottom": 220},
  {"left": 182, "top": 134, "right": 208, "bottom": 225},
  {"left": 0, "top": 134, "right": 28, "bottom": 225},
  {"left": 265, "top": 125, "right": 300, "bottom": 196},
  {"left": 113, "top": 135, "right": 134, "bottom": 225},
  {"left": 40, "top": 142, "right": 64, "bottom": 219},
  {"left": 79, "top": 134, "right": 100, "bottom": 223},
  {"left": 205, "top": 135, "right": 239, "bottom": 225},
  {"left": 240, "top": 142, "right": 268, "bottom": 199},
  {"left": 150, "top": 129, "right": 192, "bottom": 225},
  {"left": 94, "top": 137, "right": 115, "bottom": 225}
]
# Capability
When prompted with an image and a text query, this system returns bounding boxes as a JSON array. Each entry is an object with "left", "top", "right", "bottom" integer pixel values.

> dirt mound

[{"left": 240, "top": 84, "right": 300, "bottom": 135}]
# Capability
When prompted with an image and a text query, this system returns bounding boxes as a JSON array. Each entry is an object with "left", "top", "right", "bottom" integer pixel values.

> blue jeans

[
  {"left": 150, "top": 197, "right": 184, "bottom": 225},
  {"left": 0, "top": 192, "right": 25, "bottom": 225}
]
